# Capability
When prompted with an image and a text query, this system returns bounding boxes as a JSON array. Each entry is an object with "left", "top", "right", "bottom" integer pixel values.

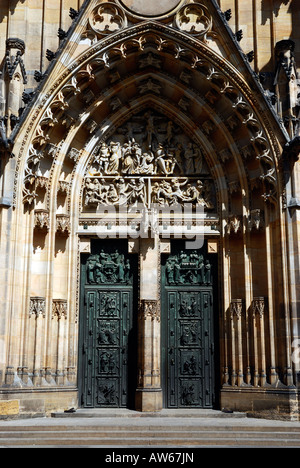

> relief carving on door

[
  {"left": 86, "top": 249, "right": 132, "bottom": 284},
  {"left": 80, "top": 242, "right": 137, "bottom": 409},
  {"left": 162, "top": 244, "right": 215, "bottom": 409},
  {"left": 165, "top": 250, "right": 212, "bottom": 286}
]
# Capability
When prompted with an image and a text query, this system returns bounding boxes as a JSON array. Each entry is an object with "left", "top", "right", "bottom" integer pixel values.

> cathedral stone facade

[{"left": 0, "top": 0, "right": 300, "bottom": 419}]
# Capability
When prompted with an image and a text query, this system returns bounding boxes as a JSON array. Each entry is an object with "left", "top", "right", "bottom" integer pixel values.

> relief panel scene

[{"left": 83, "top": 110, "right": 216, "bottom": 210}]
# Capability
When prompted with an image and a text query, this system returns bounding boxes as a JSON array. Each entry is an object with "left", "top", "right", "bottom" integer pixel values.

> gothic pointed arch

[{"left": 15, "top": 17, "right": 288, "bottom": 224}]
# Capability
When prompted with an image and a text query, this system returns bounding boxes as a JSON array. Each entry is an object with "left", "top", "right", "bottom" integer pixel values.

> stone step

[
  {"left": 1, "top": 410, "right": 300, "bottom": 447},
  {"left": 1, "top": 424, "right": 300, "bottom": 447},
  {"left": 51, "top": 409, "right": 248, "bottom": 419},
  {"left": 1, "top": 435, "right": 300, "bottom": 447},
  {"left": 1, "top": 429, "right": 300, "bottom": 439},
  {"left": 2, "top": 423, "right": 300, "bottom": 434}
]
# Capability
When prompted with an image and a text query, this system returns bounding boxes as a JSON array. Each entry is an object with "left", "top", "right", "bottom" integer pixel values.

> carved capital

[
  {"left": 52, "top": 299, "right": 68, "bottom": 319},
  {"left": 230, "top": 299, "right": 244, "bottom": 320},
  {"left": 252, "top": 297, "right": 266, "bottom": 318},
  {"left": 58, "top": 180, "right": 70, "bottom": 194},
  {"left": 30, "top": 297, "right": 46, "bottom": 317},
  {"left": 228, "top": 180, "right": 241, "bottom": 194},
  {"left": 35, "top": 176, "right": 49, "bottom": 190},
  {"left": 67, "top": 147, "right": 81, "bottom": 162},
  {"left": 34, "top": 209, "right": 50, "bottom": 231},
  {"left": 226, "top": 214, "right": 242, "bottom": 235},
  {"left": 248, "top": 209, "right": 265, "bottom": 231},
  {"left": 56, "top": 214, "right": 71, "bottom": 234},
  {"left": 139, "top": 299, "right": 160, "bottom": 322}
]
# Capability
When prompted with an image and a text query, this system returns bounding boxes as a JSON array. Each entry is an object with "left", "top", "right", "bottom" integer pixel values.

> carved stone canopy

[
  {"left": 4, "top": 37, "right": 27, "bottom": 83},
  {"left": 6, "top": 38, "right": 26, "bottom": 55}
]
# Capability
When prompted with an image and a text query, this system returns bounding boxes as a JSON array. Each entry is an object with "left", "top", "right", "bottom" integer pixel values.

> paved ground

[{"left": 0, "top": 408, "right": 298, "bottom": 427}]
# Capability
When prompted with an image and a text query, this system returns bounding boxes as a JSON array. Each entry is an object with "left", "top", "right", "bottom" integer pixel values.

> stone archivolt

[{"left": 19, "top": 18, "right": 280, "bottom": 213}]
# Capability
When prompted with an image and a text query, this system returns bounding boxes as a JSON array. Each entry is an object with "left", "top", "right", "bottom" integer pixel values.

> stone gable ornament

[
  {"left": 175, "top": 4, "right": 212, "bottom": 37},
  {"left": 89, "top": 3, "right": 127, "bottom": 35}
]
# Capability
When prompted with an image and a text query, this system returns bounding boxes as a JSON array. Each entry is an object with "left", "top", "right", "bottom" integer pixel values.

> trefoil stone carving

[
  {"left": 89, "top": 3, "right": 127, "bottom": 36},
  {"left": 175, "top": 4, "right": 212, "bottom": 39}
]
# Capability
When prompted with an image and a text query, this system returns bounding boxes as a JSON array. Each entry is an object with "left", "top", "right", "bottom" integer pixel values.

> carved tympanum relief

[{"left": 83, "top": 110, "right": 215, "bottom": 210}]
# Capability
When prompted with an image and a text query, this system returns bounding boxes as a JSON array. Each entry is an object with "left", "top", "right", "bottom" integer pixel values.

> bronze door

[
  {"left": 79, "top": 240, "right": 137, "bottom": 408},
  {"left": 162, "top": 242, "right": 216, "bottom": 408}
]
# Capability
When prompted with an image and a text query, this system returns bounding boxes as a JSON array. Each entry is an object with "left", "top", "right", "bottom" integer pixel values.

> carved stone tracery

[
  {"left": 89, "top": 3, "right": 127, "bottom": 36},
  {"left": 174, "top": 4, "right": 212, "bottom": 39}
]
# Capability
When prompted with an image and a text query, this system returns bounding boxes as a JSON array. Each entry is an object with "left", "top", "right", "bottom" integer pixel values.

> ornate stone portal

[{"left": 0, "top": 0, "right": 299, "bottom": 419}]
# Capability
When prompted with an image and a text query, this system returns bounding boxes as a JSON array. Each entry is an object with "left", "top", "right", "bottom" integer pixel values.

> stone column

[{"left": 135, "top": 236, "right": 163, "bottom": 412}]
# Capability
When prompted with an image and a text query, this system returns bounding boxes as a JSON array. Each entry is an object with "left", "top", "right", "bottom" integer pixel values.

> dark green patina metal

[
  {"left": 79, "top": 239, "right": 216, "bottom": 410},
  {"left": 162, "top": 241, "right": 216, "bottom": 408},
  {"left": 79, "top": 240, "right": 137, "bottom": 409}
]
